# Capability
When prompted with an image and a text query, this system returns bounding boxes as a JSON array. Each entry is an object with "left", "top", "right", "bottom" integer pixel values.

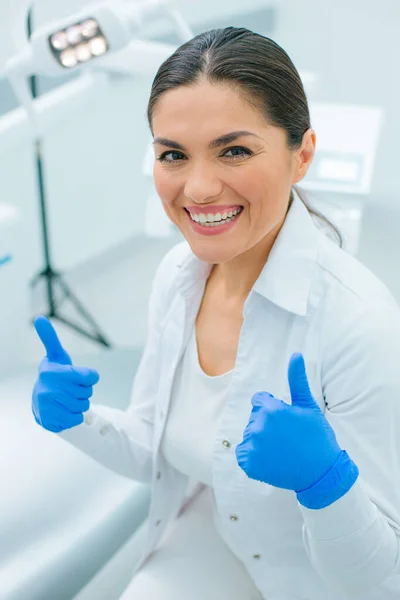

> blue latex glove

[
  {"left": 32, "top": 316, "right": 100, "bottom": 433},
  {"left": 236, "top": 353, "right": 359, "bottom": 509}
]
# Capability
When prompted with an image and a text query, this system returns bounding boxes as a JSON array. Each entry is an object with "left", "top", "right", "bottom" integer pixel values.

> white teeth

[
  {"left": 189, "top": 207, "right": 243, "bottom": 227},
  {"left": 190, "top": 208, "right": 242, "bottom": 224}
]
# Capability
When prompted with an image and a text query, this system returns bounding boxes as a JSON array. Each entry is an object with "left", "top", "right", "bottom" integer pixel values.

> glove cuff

[{"left": 296, "top": 450, "right": 359, "bottom": 509}]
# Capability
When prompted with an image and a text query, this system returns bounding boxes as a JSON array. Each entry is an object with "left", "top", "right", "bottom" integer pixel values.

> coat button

[
  {"left": 156, "top": 471, "right": 161, "bottom": 479},
  {"left": 155, "top": 519, "right": 162, "bottom": 526},
  {"left": 253, "top": 554, "right": 261, "bottom": 559},
  {"left": 222, "top": 440, "right": 231, "bottom": 448},
  {"left": 99, "top": 425, "right": 109, "bottom": 436},
  {"left": 84, "top": 413, "right": 93, "bottom": 425},
  {"left": 229, "top": 515, "right": 238, "bottom": 521}
]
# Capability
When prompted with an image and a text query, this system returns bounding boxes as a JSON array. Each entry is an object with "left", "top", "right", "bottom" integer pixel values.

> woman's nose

[{"left": 184, "top": 165, "right": 223, "bottom": 203}]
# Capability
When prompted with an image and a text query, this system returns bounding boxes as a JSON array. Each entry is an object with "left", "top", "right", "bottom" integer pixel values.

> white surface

[
  {"left": 73, "top": 519, "right": 149, "bottom": 600},
  {"left": 0, "top": 352, "right": 150, "bottom": 600}
]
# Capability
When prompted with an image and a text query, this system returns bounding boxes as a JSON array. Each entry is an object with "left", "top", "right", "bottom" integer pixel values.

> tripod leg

[
  {"left": 31, "top": 267, "right": 61, "bottom": 316},
  {"left": 53, "top": 315, "right": 111, "bottom": 347},
  {"left": 54, "top": 274, "right": 112, "bottom": 347}
]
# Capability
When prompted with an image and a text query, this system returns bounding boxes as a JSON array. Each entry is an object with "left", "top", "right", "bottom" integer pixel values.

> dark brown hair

[{"left": 147, "top": 26, "right": 342, "bottom": 246}]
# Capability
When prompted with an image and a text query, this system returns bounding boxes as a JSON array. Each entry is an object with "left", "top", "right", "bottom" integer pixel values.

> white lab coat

[{"left": 58, "top": 189, "right": 400, "bottom": 599}]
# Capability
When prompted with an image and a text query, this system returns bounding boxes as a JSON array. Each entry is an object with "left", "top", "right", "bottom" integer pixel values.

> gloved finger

[
  {"left": 53, "top": 396, "right": 90, "bottom": 414},
  {"left": 42, "top": 364, "right": 100, "bottom": 387},
  {"left": 70, "top": 366, "right": 100, "bottom": 386},
  {"left": 34, "top": 316, "right": 72, "bottom": 365},
  {"left": 44, "top": 405, "right": 84, "bottom": 431},
  {"left": 287, "top": 353, "right": 315, "bottom": 409},
  {"left": 69, "top": 384, "right": 94, "bottom": 400},
  {"left": 41, "top": 375, "right": 94, "bottom": 399},
  {"left": 43, "top": 391, "right": 90, "bottom": 414}
]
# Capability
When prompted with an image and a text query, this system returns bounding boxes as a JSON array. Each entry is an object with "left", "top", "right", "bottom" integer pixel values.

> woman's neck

[{"left": 209, "top": 218, "right": 284, "bottom": 303}]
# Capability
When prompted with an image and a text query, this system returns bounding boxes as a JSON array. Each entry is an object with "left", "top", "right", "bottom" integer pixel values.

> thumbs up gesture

[
  {"left": 236, "top": 353, "right": 352, "bottom": 497},
  {"left": 32, "top": 316, "right": 100, "bottom": 433}
]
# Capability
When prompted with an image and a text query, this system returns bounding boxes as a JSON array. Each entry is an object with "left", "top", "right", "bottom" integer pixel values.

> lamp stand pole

[{"left": 27, "top": 8, "right": 111, "bottom": 348}]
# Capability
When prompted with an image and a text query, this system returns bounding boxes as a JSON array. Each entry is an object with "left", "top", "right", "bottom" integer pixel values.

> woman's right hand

[{"left": 32, "top": 316, "right": 100, "bottom": 433}]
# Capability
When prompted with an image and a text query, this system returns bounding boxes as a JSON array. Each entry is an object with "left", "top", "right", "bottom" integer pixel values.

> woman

[{"left": 31, "top": 28, "right": 400, "bottom": 599}]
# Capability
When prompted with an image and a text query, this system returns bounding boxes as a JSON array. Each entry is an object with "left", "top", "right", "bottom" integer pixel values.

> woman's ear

[{"left": 291, "top": 128, "right": 316, "bottom": 184}]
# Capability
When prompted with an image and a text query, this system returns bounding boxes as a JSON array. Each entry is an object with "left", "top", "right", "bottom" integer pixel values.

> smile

[{"left": 185, "top": 206, "right": 244, "bottom": 236}]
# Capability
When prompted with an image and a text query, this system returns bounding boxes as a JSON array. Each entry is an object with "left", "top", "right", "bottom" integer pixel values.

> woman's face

[{"left": 152, "top": 79, "right": 315, "bottom": 264}]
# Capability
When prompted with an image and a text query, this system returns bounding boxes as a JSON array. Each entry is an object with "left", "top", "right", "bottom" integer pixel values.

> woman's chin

[{"left": 187, "top": 241, "right": 235, "bottom": 265}]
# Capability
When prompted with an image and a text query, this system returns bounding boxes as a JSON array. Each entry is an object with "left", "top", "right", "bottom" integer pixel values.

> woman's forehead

[{"left": 152, "top": 85, "right": 268, "bottom": 139}]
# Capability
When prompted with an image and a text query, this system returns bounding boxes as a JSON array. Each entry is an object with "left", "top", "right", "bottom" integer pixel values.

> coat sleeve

[
  {"left": 297, "top": 292, "right": 400, "bottom": 597},
  {"left": 55, "top": 244, "right": 181, "bottom": 484}
]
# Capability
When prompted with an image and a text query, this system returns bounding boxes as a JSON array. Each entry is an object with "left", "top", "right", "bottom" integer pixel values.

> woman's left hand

[{"left": 236, "top": 353, "right": 344, "bottom": 493}]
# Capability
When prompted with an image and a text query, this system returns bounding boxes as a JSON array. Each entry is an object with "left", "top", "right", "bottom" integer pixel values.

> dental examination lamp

[
  {"left": 4, "top": 0, "right": 193, "bottom": 347},
  {"left": 6, "top": 0, "right": 193, "bottom": 134}
]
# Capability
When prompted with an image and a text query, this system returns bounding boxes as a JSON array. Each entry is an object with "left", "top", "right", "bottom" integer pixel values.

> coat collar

[{"left": 174, "top": 188, "right": 321, "bottom": 317}]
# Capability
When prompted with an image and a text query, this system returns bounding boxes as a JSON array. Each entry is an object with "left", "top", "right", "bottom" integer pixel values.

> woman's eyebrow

[{"left": 152, "top": 130, "right": 263, "bottom": 151}]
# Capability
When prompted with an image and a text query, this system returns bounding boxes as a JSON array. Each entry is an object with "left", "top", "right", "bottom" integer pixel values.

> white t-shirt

[{"left": 161, "top": 322, "right": 233, "bottom": 486}]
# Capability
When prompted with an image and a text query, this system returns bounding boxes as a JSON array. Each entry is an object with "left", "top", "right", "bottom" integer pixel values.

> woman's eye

[
  {"left": 157, "top": 150, "right": 185, "bottom": 163},
  {"left": 156, "top": 146, "right": 253, "bottom": 163},
  {"left": 223, "top": 146, "right": 252, "bottom": 159}
]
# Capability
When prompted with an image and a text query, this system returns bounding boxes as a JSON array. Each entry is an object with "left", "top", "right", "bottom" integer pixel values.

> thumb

[
  {"left": 288, "top": 353, "right": 317, "bottom": 409},
  {"left": 34, "top": 316, "right": 72, "bottom": 365}
]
